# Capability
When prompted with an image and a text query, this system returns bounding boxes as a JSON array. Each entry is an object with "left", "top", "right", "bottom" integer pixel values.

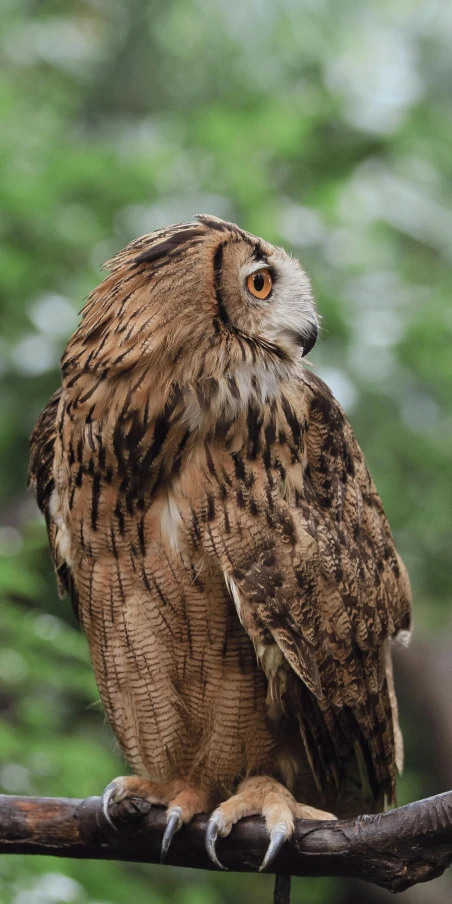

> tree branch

[{"left": 1, "top": 792, "right": 452, "bottom": 893}]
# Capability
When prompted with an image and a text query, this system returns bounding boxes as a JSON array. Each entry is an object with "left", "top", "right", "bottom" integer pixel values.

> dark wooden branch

[{"left": 1, "top": 791, "right": 452, "bottom": 892}]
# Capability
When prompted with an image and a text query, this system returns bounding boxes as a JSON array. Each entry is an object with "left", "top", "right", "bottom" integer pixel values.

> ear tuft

[{"left": 134, "top": 227, "right": 205, "bottom": 265}]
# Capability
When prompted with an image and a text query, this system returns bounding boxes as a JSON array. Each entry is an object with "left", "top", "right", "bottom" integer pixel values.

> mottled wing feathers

[
  {"left": 189, "top": 370, "right": 410, "bottom": 804},
  {"left": 304, "top": 372, "right": 411, "bottom": 643},
  {"left": 28, "top": 389, "right": 61, "bottom": 517},
  {"left": 28, "top": 389, "right": 77, "bottom": 610},
  {"left": 204, "top": 464, "right": 325, "bottom": 699}
]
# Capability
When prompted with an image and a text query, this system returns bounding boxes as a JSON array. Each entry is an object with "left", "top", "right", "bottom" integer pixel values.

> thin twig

[{"left": 274, "top": 873, "right": 291, "bottom": 904}]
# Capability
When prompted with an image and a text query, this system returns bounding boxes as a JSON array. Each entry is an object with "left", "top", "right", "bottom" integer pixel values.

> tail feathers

[{"left": 293, "top": 665, "right": 397, "bottom": 817}]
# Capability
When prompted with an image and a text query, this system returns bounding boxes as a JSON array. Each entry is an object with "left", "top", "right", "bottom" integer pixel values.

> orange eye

[{"left": 247, "top": 269, "right": 273, "bottom": 300}]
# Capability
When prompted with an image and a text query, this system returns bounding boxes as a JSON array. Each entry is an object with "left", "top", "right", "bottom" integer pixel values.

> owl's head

[{"left": 62, "top": 215, "right": 319, "bottom": 415}]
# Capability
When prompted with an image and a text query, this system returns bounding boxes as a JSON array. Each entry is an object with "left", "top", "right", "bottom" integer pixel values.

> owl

[{"left": 29, "top": 215, "right": 411, "bottom": 872}]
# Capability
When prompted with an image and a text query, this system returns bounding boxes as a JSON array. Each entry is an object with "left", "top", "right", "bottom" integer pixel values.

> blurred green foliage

[{"left": 1, "top": 0, "right": 452, "bottom": 902}]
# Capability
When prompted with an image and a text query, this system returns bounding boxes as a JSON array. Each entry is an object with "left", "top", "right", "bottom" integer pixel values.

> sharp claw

[
  {"left": 101, "top": 783, "right": 119, "bottom": 830},
  {"left": 161, "top": 806, "right": 183, "bottom": 863},
  {"left": 205, "top": 816, "right": 228, "bottom": 871},
  {"left": 259, "top": 824, "right": 289, "bottom": 872}
]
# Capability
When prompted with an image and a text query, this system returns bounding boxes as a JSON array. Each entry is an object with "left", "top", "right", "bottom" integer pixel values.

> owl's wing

[
  {"left": 28, "top": 389, "right": 78, "bottom": 612},
  {"left": 193, "top": 371, "right": 411, "bottom": 804},
  {"left": 29, "top": 389, "right": 60, "bottom": 525}
]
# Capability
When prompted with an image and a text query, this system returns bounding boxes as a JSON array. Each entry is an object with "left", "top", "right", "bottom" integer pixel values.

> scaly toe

[
  {"left": 205, "top": 814, "right": 228, "bottom": 871},
  {"left": 259, "top": 822, "right": 289, "bottom": 872},
  {"left": 161, "top": 806, "right": 183, "bottom": 863}
]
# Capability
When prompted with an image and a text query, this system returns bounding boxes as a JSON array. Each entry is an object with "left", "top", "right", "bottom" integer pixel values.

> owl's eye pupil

[
  {"left": 253, "top": 273, "right": 265, "bottom": 292},
  {"left": 246, "top": 268, "right": 273, "bottom": 299}
]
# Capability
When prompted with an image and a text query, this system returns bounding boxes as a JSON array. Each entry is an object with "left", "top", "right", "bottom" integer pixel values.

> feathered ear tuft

[
  {"left": 196, "top": 213, "right": 246, "bottom": 238},
  {"left": 134, "top": 227, "right": 205, "bottom": 265}
]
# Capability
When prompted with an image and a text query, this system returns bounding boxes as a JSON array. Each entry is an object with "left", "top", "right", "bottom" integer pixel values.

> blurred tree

[{"left": 1, "top": 0, "right": 452, "bottom": 901}]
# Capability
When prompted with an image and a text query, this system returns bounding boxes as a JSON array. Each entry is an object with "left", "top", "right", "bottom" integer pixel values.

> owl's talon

[
  {"left": 160, "top": 806, "right": 183, "bottom": 863},
  {"left": 101, "top": 782, "right": 119, "bottom": 830},
  {"left": 205, "top": 816, "right": 228, "bottom": 871},
  {"left": 259, "top": 824, "right": 289, "bottom": 872}
]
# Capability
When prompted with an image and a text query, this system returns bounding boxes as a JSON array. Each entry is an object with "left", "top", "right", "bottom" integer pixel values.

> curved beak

[{"left": 300, "top": 321, "right": 318, "bottom": 358}]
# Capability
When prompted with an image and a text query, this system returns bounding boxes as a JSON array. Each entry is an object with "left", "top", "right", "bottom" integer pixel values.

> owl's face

[
  {"left": 209, "top": 224, "right": 318, "bottom": 362},
  {"left": 63, "top": 215, "right": 319, "bottom": 413}
]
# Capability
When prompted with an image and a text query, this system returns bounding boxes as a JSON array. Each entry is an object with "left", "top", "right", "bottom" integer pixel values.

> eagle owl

[{"left": 29, "top": 215, "right": 411, "bottom": 870}]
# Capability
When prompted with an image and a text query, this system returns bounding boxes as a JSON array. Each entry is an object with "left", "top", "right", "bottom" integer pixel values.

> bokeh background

[{"left": 1, "top": 0, "right": 452, "bottom": 902}]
